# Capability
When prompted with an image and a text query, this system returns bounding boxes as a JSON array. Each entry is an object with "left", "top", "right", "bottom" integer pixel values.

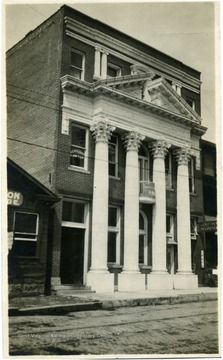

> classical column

[
  {"left": 94, "top": 47, "right": 101, "bottom": 79},
  {"left": 118, "top": 130, "right": 146, "bottom": 291},
  {"left": 86, "top": 119, "right": 116, "bottom": 292},
  {"left": 151, "top": 138, "right": 169, "bottom": 274},
  {"left": 174, "top": 146, "right": 198, "bottom": 289},
  {"left": 101, "top": 51, "right": 109, "bottom": 78}
]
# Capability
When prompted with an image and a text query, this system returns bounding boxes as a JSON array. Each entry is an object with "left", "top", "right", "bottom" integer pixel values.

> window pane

[
  {"left": 166, "top": 216, "right": 171, "bottom": 233},
  {"left": 110, "top": 135, "right": 117, "bottom": 145},
  {"left": 71, "top": 51, "right": 82, "bottom": 69},
  {"left": 139, "top": 235, "right": 144, "bottom": 263},
  {"left": 107, "top": 66, "right": 117, "bottom": 78},
  {"left": 14, "top": 213, "right": 37, "bottom": 234},
  {"left": 70, "top": 67, "right": 82, "bottom": 79},
  {"left": 108, "top": 207, "right": 117, "bottom": 227},
  {"left": 70, "top": 146, "right": 85, "bottom": 167},
  {"left": 109, "top": 144, "right": 116, "bottom": 162},
  {"left": 109, "top": 163, "right": 116, "bottom": 177},
  {"left": 62, "top": 202, "right": 85, "bottom": 223},
  {"left": 71, "top": 126, "right": 86, "bottom": 148},
  {"left": 108, "top": 232, "right": 116, "bottom": 262}
]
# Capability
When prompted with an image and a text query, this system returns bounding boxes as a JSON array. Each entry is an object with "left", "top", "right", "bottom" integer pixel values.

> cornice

[
  {"left": 61, "top": 75, "right": 205, "bottom": 135},
  {"left": 64, "top": 16, "right": 201, "bottom": 91}
]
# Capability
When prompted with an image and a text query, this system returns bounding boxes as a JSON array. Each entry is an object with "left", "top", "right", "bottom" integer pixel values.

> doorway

[{"left": 60, "top": 227, "right": 85, "bottom": 285}]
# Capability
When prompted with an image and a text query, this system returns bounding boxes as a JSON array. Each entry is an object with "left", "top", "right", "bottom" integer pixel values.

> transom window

[
  {"left": 70, "top": 124, "right": 88, "bottom": 169},
  {"left": 108, "top": 206, "right": 120, "bottom": 263},
  {"left": 12, "top": 212, "right": 39, "bottom": 257},
  {"left": 189, "top": 157, "right": 195, "bottom": 193},
  {"left": 165, "top": 152, "right": 172, "bottom": 188},
  {"left": 62, "top": 201, "right": 85, "bottom": 223},
  {"left": 70, "top": 49, "right": 85, "bottom": 80},
  {"left": 139, "top": 211, "right": 148, "bottom": 264},
  {"left": 108, "top": 135, "right": 118, "bottom": 177}
]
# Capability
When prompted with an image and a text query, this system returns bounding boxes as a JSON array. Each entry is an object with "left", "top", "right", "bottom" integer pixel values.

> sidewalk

[{"left": 8, "top": 287, "right": 218, "bottom": 316}]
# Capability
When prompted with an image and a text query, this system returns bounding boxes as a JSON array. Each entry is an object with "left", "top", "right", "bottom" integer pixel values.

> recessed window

[
  {"left": 139, "top": 145, "right": 150, "bottom": 194},
  {"left": 186, "top": 97, "right": 195, "bottom": 111},
  {"left": 203, "top": 152, "right": 215, "bottom": 177},
  {"left": 107, "top": 62, "right": 121, "bottom": 78},
  {"left": 108, "top": 206, "right": 120, "bottom": 263},
  {"left": 70, "top": 124, "right": 88, "bottom": 169},
  {"left": 12, "top": 212, "right": 38, "bottom": 257},
  {"left": 165, "top": 152, "right": 172, "bottom": 188},
  {"left": 189, "top": 157, "right": 195, "bottom": 193},
  {"left": 62, "top": 201, "right": 85, "bottom": 223},
  {"left": 191, "top": 217, "right": 198, "bottom": 240},
  {"left": 108, "top": 135, "right": 118, "bottom": 177},
  {"left": 166, "top": 214, "right": 174, "bottom": 244},
  {"left": 70, "top": 49, "right": 85, "bottom": 80},
  {"left": 139, "top": 211, "right": 148, "bottom": 264}
]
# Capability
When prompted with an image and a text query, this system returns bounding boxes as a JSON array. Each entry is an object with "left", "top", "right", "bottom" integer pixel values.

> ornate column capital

[
  {"left": 174, "top": 145, "right": 191, "bottom": 165},
  {"left": 122, "top": 131, "right": 145, "bottom": 151},
  {"left": 150, "top": 138, "right": 170, "bottom": 158},
  {"left": 90, "top": 120, "right": 116, "bottom": 142}
]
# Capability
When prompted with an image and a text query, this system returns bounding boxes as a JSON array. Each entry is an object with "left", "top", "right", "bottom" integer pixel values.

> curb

[{"left": 8, "top": 292, "right": 217, "bottom": 316}]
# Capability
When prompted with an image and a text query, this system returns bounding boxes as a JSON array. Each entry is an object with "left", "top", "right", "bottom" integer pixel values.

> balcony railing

[{"left": 139, "top": 181, "right": 156, "bottom": 204}]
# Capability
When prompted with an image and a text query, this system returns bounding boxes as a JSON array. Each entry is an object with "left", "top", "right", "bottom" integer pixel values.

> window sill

[
  {"left": 166, "top": 187, "right": 174, "bottom": 191},
  {"left": 190, "top": 192, "right": 197, "bottom": 197},
  {"left": 109, "top": 176, "right": 121, "bottom": 180},
  {"left": 68, "top": 166, "right": 90, "bottom": 174}
]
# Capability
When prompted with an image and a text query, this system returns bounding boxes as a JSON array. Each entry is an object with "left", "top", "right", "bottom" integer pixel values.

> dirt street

[{"left": 8, "top": 300, "right": 218, "bottom": 356}]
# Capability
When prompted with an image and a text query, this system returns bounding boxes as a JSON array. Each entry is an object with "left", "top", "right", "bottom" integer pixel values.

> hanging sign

[{"left": 7, "top": 190, "right": 23, "bottom": 206}]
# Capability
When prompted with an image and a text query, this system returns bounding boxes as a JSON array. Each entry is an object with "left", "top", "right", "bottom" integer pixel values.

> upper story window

[
  {"left": 107, "top": 62, "right": 121, "bottom": 78},
  {"left": 70, "top": 124, "right": 88, "bottom": 170},
  {"left": 108, "top": 206, "right": 120, "bottom": 263},
  {"left": 203, "top": 152, "right": 215, "bottom": 177},
  {"left": 138, "top": 145, "right": 150, "bottom": 186},
  {"left": 108, "top": 135, "right": 118, "bottom": 177},
  {"left": 186, "top": 97, "right": 196, "bottom": 111},
  {"left": 166, "top": 214, "right": 174, "bottom": 244},
  {"left": 191, "top": 217, "right": 198, "bottom": 240},
  {"left": 165, "top": 152, "right": 172, "bottom": 189},
  {"left": 70, "top": 49, "right": 85, "bottom": 80},
  {"left": 189, "top": 157, "right": 195, "bottom": 194},
  {"left": 11, "top": 212, "right": 39, "bottom": 257}
]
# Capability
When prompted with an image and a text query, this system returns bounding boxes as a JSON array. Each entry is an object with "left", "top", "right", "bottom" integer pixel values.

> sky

[{"left": 3, "top": 0, "right": 220, "bottom": 142}]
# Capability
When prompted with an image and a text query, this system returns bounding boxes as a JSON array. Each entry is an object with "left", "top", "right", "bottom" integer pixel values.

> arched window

[{"left": 139, "top": 210, "right": 148, "bottom": 264}]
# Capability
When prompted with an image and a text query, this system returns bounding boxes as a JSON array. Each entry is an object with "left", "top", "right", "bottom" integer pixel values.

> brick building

[{"left": 7, "top": 5, "right": 208, "bottom": 293}]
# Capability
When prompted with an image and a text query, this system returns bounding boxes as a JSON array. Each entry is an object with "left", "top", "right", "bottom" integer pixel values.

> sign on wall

[{"left": 7, "top": 190, "right": 23, "bottom": 206}]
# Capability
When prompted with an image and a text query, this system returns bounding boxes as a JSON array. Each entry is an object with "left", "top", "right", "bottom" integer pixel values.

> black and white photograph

[{"left": 3, "top": 0, "right": 220, "bottom": 357}]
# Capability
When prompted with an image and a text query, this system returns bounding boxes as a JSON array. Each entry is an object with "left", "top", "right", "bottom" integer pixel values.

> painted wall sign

[
  {"left": 7, "top": 191, "right": 23, "bottom": 206},
  {"left": 199, "top": 221, "right": 217, "bottom": 232}
]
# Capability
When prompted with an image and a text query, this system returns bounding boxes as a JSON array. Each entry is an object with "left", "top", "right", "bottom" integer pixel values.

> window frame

[
  {"left": 166, "top": 214, "right": 175, "bottom": 244},
  {"left": 70, "top": 49, "right": 85, "bottom": 80},
  {"left": 139, "top": 210, "right": 148, "bottom": 265},
  {"left": 108, "top": 206, "right": 121, "bottom": 264},
  {"left": 108, "top": 134, "right": 119, "bottom": 178},
  {"left": 165, "top": 151, "right": 172, "bottom": 189},
  {"left": 13, "top": 211, "right": 39, "bottom": 242},
  {"left": 70, "top": 123, "right": 89, "bottom": 171},
  {"left": 189, "top": 157, "right": 195, "bottom": 194},
  {"left": 186, "top": 97, "right": 196, "bottom": 111},
  {"left": 107, "top": 62, "right": 121, "bottom": 78}
]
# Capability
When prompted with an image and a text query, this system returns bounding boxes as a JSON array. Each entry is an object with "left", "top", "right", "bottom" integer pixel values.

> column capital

[
  {"left": 174, "top": 146, "right": 191, "bottom": 165},
  {"left": 150, "top": 138, "right": 170, "bottom": 158},
  {"left": 122, "top": 131, "right": 145, "bottom": 151},
  {"left": 90, "top": 120, "right": 116, "bottom": 142}
]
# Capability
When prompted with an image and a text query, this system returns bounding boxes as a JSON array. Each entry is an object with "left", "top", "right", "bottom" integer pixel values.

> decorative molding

[
  {"left": 150, "top": 138, "right": 171, "bottom": 158},
  {"left": 65, "top": 17, "right": 201, "bottom": 91},
  {"left": 90, "top": 119, "right": 116, "bottom": 142},
  {"left": 122, "top": 130, "right": 145, "bottom": 151},
  {"left": 174, "top": 145, "right": 191, "bottom": 165}
]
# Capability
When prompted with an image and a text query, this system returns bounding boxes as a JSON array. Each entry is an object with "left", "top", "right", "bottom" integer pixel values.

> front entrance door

[{"left": 60, "top": 227, "right": 85, "bottom": 285}]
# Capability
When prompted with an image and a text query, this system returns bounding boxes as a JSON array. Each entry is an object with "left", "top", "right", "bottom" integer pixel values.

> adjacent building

[{"left": 7, "top": 5, "right": 208, "bottom": 294}]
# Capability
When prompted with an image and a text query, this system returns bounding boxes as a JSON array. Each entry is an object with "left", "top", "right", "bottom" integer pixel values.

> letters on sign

[{"left": 7, "top": 191, "right": 23, "bottom": 206}]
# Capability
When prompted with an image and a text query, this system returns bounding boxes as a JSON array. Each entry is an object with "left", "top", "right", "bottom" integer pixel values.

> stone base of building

[
  {"left": 86, "top": 271, "right": 114, "bottom": 293},
  {"left": 147, "top": 273, "right": 173, "bottom": 290},
  {"left": 118, "top": 272, "right": 145, "bottom": 292},
  {"left": 173, "top": 273, "right": 198, "bottom": 289}
]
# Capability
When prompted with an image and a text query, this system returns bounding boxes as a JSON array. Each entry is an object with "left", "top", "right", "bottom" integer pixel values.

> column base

[
  {"left": 174, "top": 273, "right": 198, "bottom": 289},
  {"left": 118, "top": 272, "right": 145, "bottom": 292},
  {"left": 86, "top": 271, "right": 114, "bottom": 293},
  {"left": 147, "top": 273, "right": 173, "bottom": 290},
  {"left": 51, "top": 277, "right": 61, "bottom": 291}
]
